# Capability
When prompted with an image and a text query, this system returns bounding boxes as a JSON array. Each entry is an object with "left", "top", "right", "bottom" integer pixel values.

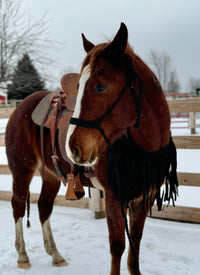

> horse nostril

[
  {"left": 72, "top": 146, "right": 82, "bottom": 163},
  {"left": 89, "top": 150, "right": 97, "bottom": 164}
]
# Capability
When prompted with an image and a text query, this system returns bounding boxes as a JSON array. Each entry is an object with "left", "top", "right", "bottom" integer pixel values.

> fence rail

[
  {"left": 0, "top": 107, "right": 15, "bottom": 118},
  {"left": 0, "top": 97, "right": 200, "bottom": 223},
  {"left": 168, "top": 97, "right": 200, "bottom": 113}
]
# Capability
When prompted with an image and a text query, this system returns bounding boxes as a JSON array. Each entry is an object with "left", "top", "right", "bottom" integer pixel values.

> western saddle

[{"left": 32, "top": 73, "right": 93, "bottom": 201}]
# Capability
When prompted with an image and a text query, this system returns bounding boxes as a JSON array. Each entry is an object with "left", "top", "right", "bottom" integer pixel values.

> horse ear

[
  {"left": 101, "top": 22, "right": 128, "bottom": 61},
  {"left": 82, "top": 33, "right": 95, "bottom": 53}
]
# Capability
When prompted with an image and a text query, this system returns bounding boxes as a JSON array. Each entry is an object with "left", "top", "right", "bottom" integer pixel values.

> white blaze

[{"left": 65, "top": 65, "right": 91, "bottom": 163}]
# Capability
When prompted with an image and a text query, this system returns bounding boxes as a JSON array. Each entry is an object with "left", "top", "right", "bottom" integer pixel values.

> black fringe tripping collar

[{"left": 107, "top": 135, "right": 179, "bottom": 212}]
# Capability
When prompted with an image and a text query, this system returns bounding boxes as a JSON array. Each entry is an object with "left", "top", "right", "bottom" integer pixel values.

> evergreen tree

[{"left": 7, "top": 54, "right": 45, "bottom": 99}]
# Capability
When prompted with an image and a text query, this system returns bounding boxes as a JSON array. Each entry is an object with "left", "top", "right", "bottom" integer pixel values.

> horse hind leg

[
  {"left": 42, "top": 218, "right": 67, "bottom": 266},
  {"left": 38, "top": 171, "right": 67, "bottom": 266},
  {"left": 11, "top": 169, "right": 35, "bottom": 269},
  {"left": 15, "top": 218, "right": 31, "bottom": 269}
]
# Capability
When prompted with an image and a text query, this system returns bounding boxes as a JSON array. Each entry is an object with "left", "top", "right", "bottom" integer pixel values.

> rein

[{"left": 69, "top": 63, "right": 143, "bottom": 273}]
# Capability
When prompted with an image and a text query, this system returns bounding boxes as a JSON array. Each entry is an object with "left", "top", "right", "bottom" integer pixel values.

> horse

[
  {"left": 66, "top": 22, "right": 178, "bottom": 275},
  {"left": 5, "top": 22, "right": 178, "bottom": 274}
]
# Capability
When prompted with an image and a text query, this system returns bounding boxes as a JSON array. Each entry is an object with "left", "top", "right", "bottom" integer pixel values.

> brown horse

[
  {"left": 6, "top": 22, "right": 177, "bottom": 274},
  {"left": 66, "top": 22, "right": 178, "bottom": 275}
]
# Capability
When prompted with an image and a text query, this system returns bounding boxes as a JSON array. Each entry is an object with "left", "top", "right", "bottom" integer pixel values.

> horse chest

[{"left": 90, "top": 177, "right": 104, "bottom": 191}]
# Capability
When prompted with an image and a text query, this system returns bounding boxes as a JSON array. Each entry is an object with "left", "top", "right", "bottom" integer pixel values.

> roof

[{"left": 0, "top": 91, "right": 7, "bottom": 97}]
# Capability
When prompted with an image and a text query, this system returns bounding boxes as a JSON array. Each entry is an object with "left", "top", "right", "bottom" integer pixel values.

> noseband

[{"left": 70, "top": 63, "right": 143, "bottom": 147}]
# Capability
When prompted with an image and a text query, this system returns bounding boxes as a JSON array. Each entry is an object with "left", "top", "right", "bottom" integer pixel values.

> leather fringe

[
  {"left": 107, "top": 135, "right": 178, "bottom": 213},
  {"left": 26, "top": 190, "right": 31, "bottom": 228}
]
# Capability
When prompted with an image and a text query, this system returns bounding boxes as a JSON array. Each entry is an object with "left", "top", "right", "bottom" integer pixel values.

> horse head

[{"left": 66, "top": 23, "right": 143, "bottom": 166}]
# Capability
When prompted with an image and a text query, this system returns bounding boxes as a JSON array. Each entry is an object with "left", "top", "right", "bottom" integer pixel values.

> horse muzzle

[{"left": 70, "top": 144, "right": 98, "bottom": 167}]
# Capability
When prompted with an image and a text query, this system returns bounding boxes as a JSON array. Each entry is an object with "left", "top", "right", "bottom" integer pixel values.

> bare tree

[
  {"left": 148, "top": 50, "right": 180, "bottom": 94},
  {"left": 187, "top": 77, "right": 200, "bottom": 95},
  {"left": 167, "top": 70, "right": 180, "bottom": 94},
  {"left": 0, "top": 0, "right": 54, "bottom": 89}
]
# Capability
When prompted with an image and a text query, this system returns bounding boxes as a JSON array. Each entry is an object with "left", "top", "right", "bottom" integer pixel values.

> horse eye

[{"left": 95, "top": 84, "right": 107, "bottom": 93}]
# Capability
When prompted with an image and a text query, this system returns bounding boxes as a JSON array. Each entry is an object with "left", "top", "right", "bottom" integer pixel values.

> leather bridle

[{"left": 70, "top": 63, "right": 143, "bottom": 148}]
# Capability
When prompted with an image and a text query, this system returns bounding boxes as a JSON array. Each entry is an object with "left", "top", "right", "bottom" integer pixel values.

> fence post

[
  {"left": 190, "top": 112, "right": 196, "bottom": 134},
  {"left": 88, "top": 188, "right": 106, "bottom": 219},
  {"left": 10, "top": 99, "right": 16, "bottom": 107}
]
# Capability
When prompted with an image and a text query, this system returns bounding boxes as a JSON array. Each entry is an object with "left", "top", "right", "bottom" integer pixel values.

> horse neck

[{"left": 128, "top": 92, "right": 171, "bottom": 152}]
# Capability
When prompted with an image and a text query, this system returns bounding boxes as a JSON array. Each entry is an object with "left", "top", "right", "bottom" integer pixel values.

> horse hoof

[
  {"left": 54, "top": 260, "right": 68, "bottom": 267},
  {"left": 17, "top": 261, "right": 31, "bottom": 269}
]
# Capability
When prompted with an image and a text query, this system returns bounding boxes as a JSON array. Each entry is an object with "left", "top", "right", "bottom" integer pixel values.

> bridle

[
  {"left": 68, "top": 62, "right": 178, "bottom": 274},
  {"left": 70, "top": 62, "right": 143, "bottom": 148}
]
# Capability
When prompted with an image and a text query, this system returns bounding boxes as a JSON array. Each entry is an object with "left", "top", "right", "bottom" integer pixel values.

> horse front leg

[
  {"left": 38, "top": 171, "right": 67, "bottom": 266},
  {"left": 127, "top": 200, "right": 150, "bottom": 275},
  {"left": 105, "top": 189, "right": 127, "bottom": 275}
]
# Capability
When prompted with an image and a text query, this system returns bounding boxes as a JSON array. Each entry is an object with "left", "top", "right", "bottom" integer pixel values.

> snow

[
  {"left": 0, "top": 118, "right": 8, "bottom": 134},
  {"left": 0, "top": 118, "right": 200, "bottom": 274},
  {"left": 0, "top": 201, "right": 200, "bottom": 275}
]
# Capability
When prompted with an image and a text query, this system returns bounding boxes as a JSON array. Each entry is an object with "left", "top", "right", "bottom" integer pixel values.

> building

[{"left": 0, "top": 91, "right": 7, "bottom": 105}]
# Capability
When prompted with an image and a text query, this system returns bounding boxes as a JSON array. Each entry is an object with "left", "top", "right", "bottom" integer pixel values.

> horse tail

[{"left": 26, "top": 190, "right": 31, "bottom": 228}]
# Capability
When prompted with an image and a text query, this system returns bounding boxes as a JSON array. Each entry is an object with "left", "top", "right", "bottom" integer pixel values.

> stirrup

[{"left": 65, "top": 174, "right": 85, "bottom": 200}]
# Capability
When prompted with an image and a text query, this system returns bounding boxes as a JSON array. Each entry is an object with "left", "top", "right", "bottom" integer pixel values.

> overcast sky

[{"left": 22, "top": 0, "right": 200, "bottom": 91}]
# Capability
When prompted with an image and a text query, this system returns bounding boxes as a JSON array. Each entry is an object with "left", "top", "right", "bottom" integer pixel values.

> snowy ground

[
  {"left": 0, "top": 201, "right": 200, "bottom": 275},
  {"left": 0, "top": 118, "right": 200, "bottom": 274}
]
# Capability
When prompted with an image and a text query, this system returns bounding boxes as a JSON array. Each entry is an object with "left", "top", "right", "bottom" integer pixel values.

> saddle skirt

[{"left": 31, "top": 73, "right": 80, "bottom": 162}]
